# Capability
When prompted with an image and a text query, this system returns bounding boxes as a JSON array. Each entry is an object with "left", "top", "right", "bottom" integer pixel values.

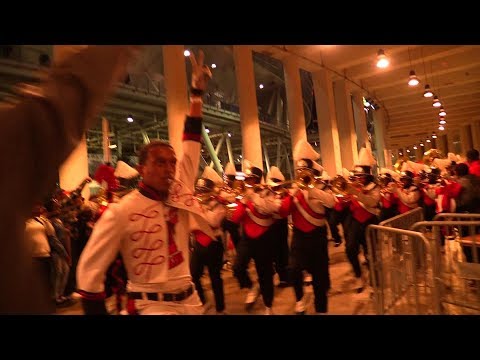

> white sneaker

[
  {"left": 264, "top": 306, "right": 273, "bottom": 315},
  {"left": 245, "top": 285, "right": 259, "bottom": 305},
  {"left": 295, "top": 299, "right": 306, "bottom": 315}
]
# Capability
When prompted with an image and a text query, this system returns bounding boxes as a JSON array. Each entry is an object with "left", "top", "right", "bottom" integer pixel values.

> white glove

[{"left": 189, "top": 49, "right": 212, "bottom": 94}]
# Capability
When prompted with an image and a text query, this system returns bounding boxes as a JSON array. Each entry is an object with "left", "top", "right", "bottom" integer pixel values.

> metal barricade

[
  {"left": 366, "top": 225, "right": 436, "bottom": 314},
  {"left": 411, "top": 218, "right": 480, "bottom": 314},
  {"left": 379, "top": 207, "right": 424, "bottom": 229}
]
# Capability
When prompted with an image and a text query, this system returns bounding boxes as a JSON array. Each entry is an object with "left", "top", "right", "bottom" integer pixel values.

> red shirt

[{"left": 468, "top": 160, "right": 480, "bottom": 177}]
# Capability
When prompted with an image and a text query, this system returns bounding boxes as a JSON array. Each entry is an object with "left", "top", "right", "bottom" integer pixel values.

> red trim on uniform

[
  {"left": 296, "top": 191, "right": 325, "bottom": 219},
  {"left": 77, "top": 290, "right": 106, "bottom": 301},
  {"left": 127, "top": 298, "right": 138, "bottom": 315},
  {"left": 246, "top": 201, "right": 273, "bottom": 219},
  {"left": 349, "top": 198, "right": 376, "bottom": 223},
  {"left": 193, "top": 230, "right": 213, "bottom": 247},
  {"left": 182, "top": 133, "right": 201, "bottom": 142},
  {"left": 138, "top": 182, "right": 164, "bottom": 201}
]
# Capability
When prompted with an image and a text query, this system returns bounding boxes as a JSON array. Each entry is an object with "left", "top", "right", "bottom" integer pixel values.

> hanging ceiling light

[
  {"left": 413, "top": 144, "right": 418, "bottom": 150},
  {"left": 432, "top": 132, "right": 437, "bottom": 139},
  {"left": 423, "top": 84, "right": 433, "bottom": 98},
  {"left": 376, "top": 49, "right": 389, "bottom": 68},
  {"left": 420, "top": 140, "right": 424, "bottom": 147},
  {"left": 408, "top": 70, "right": 420, "bottom": 86},
  {"left": 439, "top": 118, "right": 447, "bottom": 125},
  {"left": 426, "top": 136, "right": 431, "bottom": 143},
  {"left": 432, "top": 95, "right": 442, "bottom": 107},
  {"left": 439, "top": 108, "right": 446, "bottom": 117},
  {"left": 438, "top": 125, "right": 445, "bottom": 131}
]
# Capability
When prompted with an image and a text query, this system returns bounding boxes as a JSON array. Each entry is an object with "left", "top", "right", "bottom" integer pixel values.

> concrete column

[
  {"left": 233, "top": 46, "right": 263, "bottom": 171},
  {"left": 102, "top": 117, "right": 111, "bottom": 163},
  {"left": 447, "top": 130, "right": 460, "bottom": 155},
  {"left": 163, "top": 45, "right": 189, "bottom": 159},
  {"left": 311, "top": 69, "right": 342, "bottom": 175},
  {"left": 372, "top": 109, "right": 387, "bottom": 168},
  {"left": 384, "top": 149, "right": 392, "bottom": 169},
  {"left": 59, "top": 135, "right": 90, "bottom": 199},
  {"left": 352, "top": 91, "right": 369, "bottom": 150},
  {"left": 437, "top": 135, "right": 448, "bottom": 157},
  {"left": 283, "top": 55, "right": 307, "bottom": 150},
  {"left": 460, "top": 124, "right": 473, "bottom": 155},
  {"left": 333, "top": 79, "right": 358, "bottom": 169},
  {"left": 471, "top": 120, "right": 480, "bottom": 150},
  {"left": 415, "top": 146, "right": 423, "bottom": 162}
]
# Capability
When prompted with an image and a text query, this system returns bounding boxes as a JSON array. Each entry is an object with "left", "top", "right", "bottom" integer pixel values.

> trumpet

[{"left": 330, "top": 175, "right": 362, "bottom": 197}]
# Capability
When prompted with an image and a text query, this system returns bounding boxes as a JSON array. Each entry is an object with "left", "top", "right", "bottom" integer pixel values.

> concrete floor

[{"left": 57, "top": 240, "right": 375, "bottom": 315}]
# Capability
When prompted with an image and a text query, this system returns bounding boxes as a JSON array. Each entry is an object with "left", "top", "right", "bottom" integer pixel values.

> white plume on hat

[
  {"left": 406, "top": 160, "right": 425, "bottom": 174},
  {"left": 293, "top": 139, "right": 320, "bottom": 162},
  {"left": 201, "top": 166, "right": 224, "bottom": 186},
  {"left": 312, "top": 160, "right": 324, "bottom": 173},
  {"left": 243, "top": 159, "right": 262, "bottom": 172},
  {"left": 342, "top": 168, "right": 352, "bottom": 178},
  {"left": 401, "top": 161, "right": 414, "bottom": 173},
  {"left": 114, "top": 161, "right": 139, "bottom": 179},
  {"left": 447, "top": 152, "right": 459, "bottom": 162},
  {"left": 357, "top": 147, "right": 376, "bottom": 167},
  {"left": 321, "top": 170, "right": 331, "bottom": 181},
  {"left": 224, "top": 162, "right": 236, "bottom": 176},
  {"left": 267, "top": 166, "right": 285, "bottom": 182},
  {"left": 380, "top": 168, "right": 400, "bottom": 181}
]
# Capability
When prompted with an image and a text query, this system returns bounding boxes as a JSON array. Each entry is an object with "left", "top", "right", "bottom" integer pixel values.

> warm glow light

[
  {"left": 423, "top": 84, "right": 433, "bottom": 98},
  {"left": 376, "top": 49, "right": 389, "bottom": 68},
  {"left": 432, "top": 133, "right": 437, "bottom": 139},
  {"left": 184, "top": 50, "right": 190, "bottom": 57},
  {"left": 439, "top": 119, "right": 447, "bottom": 125},
  {"left": 413, "top": 145, "right": 418, "bottom": 150},
  {"left": 205, "top": 127, "right": 210, "bottom": 134},
  {"left": 228, "top": 132, "right": 232, "bottom": 137},
  {"left": 259, "top": 84, "right": 264, "bottom": 89},
  {"left": 426, "top": 139, "right": 431, "bottom": 143},
  {"left": 211, "top": 63, "right": 216, "bottom": 69},
  {"left": 439, "top": 125, "right": 445, "bottom": 131},
  {"left": 108, "top": 144, "right": 117, "bottom": 149},
  {"left": 127, "top": 115, "right": 134, "bottom": 123},
  {"left": 408, "top": 70, "right": 420, "bottom": 86},
  {"left": 433, "top": 96, "right": 442, "bottom": 107}
]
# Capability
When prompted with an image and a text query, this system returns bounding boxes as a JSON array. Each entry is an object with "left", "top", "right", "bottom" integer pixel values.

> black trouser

[
  {"left": 222, "top": 219, "right": 242, "bottom": 249},
  {"left": 379, "top": 206, "right": 398, "bottom": 223},
  {"left": 424, "top": 204, "right": 436, "bottom": 222},
  {"left": 233, "top": 228, "right": 275, "bottom": 308},
  {"left": 271, "top": 218, "right": 289, "bottom": 283},
  {"left": 289, "top": 226, "right": 330, "bottom": 313},
  {"left": 327, "top": 207, "right": 348, "bottom": 244},
  {"left": 32, "top": 257, "right": 56, "bottom": 312},
  {"left": 190, "top": 238, "right": 225, "bottom": 312},
  {"left": 344, "top": 214, "right": 378, "bottom": 278}
]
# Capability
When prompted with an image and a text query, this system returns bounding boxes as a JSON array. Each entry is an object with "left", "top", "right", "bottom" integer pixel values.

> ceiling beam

[
  {"left": 378, "top": 78, "right": 480, "bottom": 102},
  {"left": 334, "top": 46, "right": 417, "bottom": 70},
  {"left": 385, "top": 89, "right": 480, "bottom": 110},
  {"left": 368, "top": 60, "right": 480, "bottom": 92},
  {"left": 386, "top": 98, "right": 480, "bottom": 117},
  {"left": 352, "top": 46, "right": 474, "bottom": 81},
  {"left": 388, "top": 108, "right": 480, "bottom": 125}
]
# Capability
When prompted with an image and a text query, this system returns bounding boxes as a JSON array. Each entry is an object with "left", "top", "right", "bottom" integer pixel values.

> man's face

[{"left": 138, "top": 146, "right": 177, "bottom": 193}]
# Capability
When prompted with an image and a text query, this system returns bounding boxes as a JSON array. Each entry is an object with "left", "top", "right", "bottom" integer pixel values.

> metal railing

[
  {"left": 366, "top": 225, "right": 435, "bottom": 314},
  {"left": 411, "top": 218, "right": 480, "bottom": 314},
  {"left": 379, "top": 207, "right": 424, "bottom": 229}
]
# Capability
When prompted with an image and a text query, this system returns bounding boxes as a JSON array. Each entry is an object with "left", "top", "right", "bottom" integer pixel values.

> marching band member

[
  {"left": 77, "top": 50, "right": 215, "bottom": 315},
  {"left": 343, "top": 148, "right": 380, "bottom": 292},
  {"left": 190, "top": 166, "right": 227, "bottom": 314},
  {"left": 266, "top": 166, "right": 290, "bottom": 288},
  {"left": 221, "top": 162, "right": 242, "bottom": 250},
  {"left": 279, "top": 140, "right": 335, "bottom": 314},
  {"left": 378, "top": 169, "right": 399, "bottom": 222},
  {"left": 393, "top": 169, "right": 421, "bottom": 214},
  {"left": 230, "top": 160, "right": 281, "bottom": 314}
]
